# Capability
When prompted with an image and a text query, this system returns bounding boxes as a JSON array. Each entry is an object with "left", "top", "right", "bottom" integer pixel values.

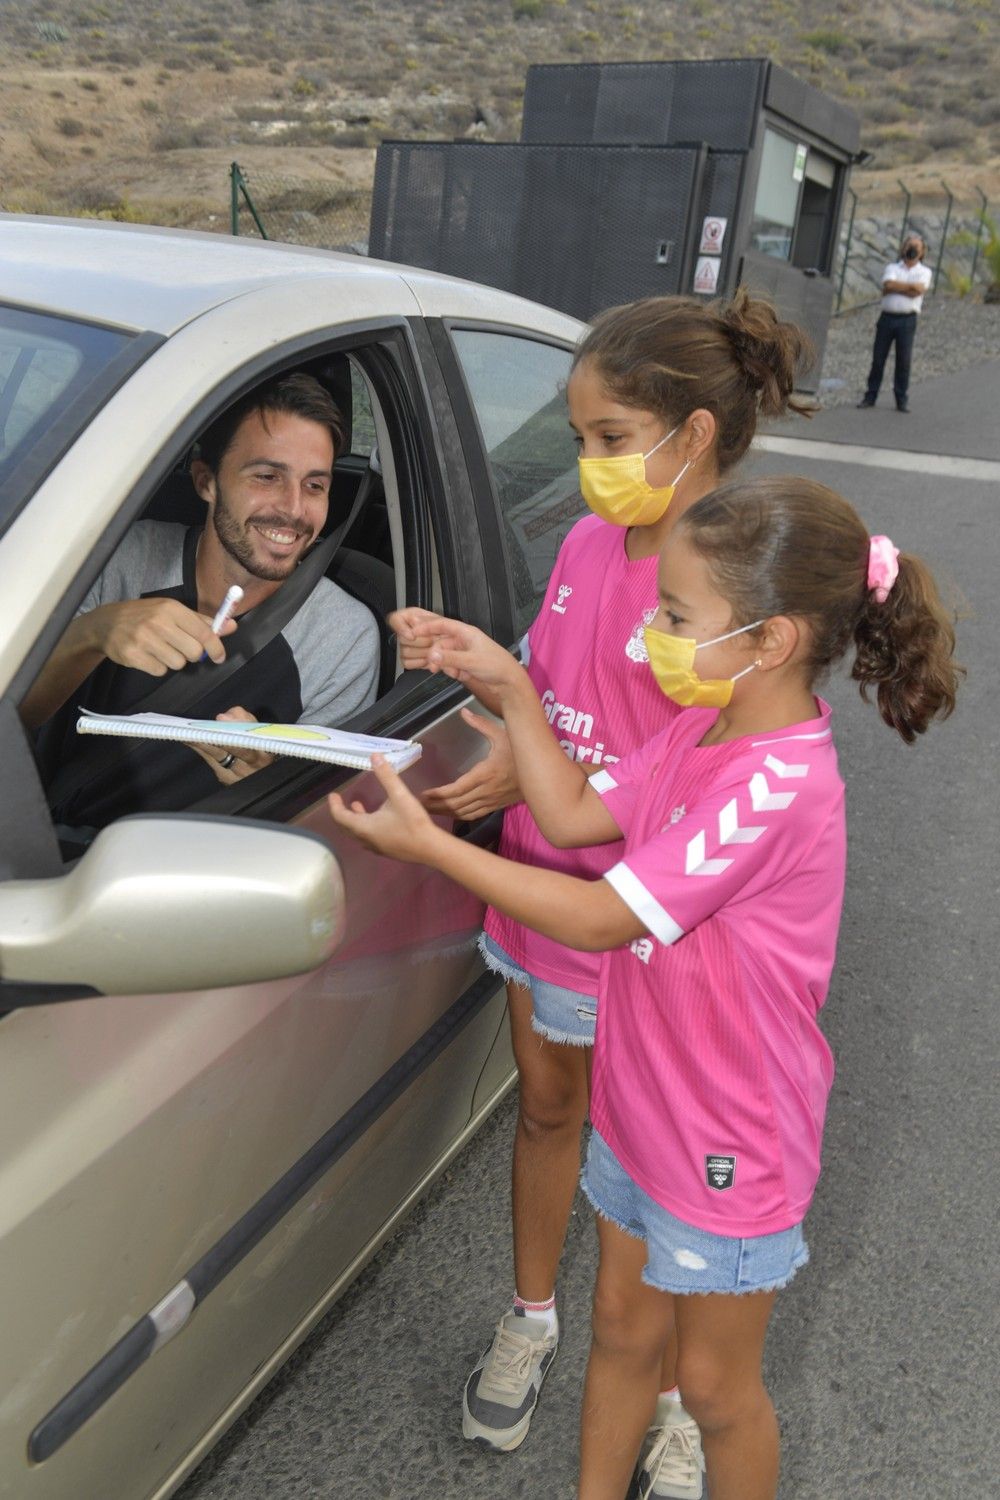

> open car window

[{"left": 25, "top": 330, "right": 441, "bottom": 854}]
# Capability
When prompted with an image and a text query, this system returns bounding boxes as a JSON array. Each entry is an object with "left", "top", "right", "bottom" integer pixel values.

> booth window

[
  {"left": 750, "top": 129, "right": 800, "bottom": 261},
  {"left": 750, "top": 129, "right": 840, "bottom": 273}
]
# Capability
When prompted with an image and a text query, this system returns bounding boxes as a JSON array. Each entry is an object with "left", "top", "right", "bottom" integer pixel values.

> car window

[
  {"left": 24, "top": 334, "right": 438, "bottom": 856},
  {"left": 450, "top": 330, "right": 582, "bottom": 637},
  {"left": 0, "top": 306, "right": 135, "bottom": 526},
  {"left": 349, "top": 361, "right": 377, "bottom": 457}
]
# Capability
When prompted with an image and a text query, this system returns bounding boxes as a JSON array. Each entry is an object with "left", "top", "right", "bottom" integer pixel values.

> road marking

[{"left": 753, "top": 435, "right": 1000, "bottom": 483}]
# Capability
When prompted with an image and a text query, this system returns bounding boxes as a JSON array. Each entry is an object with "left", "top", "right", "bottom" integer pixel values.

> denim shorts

[
  {"left": 581, "top": 1130, "right": 809, "bottom": 1296},
  {"left": 478, "top": 933, "right": 597, "bottom": 1046}
]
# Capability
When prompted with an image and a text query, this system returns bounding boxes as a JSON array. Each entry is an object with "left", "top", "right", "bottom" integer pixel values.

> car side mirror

[{"left": 0, "top": 816, "right": 344, "bottom": 999}]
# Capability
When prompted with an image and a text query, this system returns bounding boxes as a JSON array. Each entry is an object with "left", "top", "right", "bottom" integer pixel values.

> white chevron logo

[
  {"left": 685, "top": 799, "right": 766, "bottom": 876},
  {"left": 749, "top": 771, "right": 797, "bottom": 812},
  {"left": 685, "top": 829, "right": 731, "bottom": 877},
  {"left": 718, "top": 797, "right": 765, "bottom": 846},
  {"left": 763, "top": 753, "right": 809, "bottom": 779}
]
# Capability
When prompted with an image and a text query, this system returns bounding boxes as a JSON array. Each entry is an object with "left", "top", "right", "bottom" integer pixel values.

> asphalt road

[{"left": 177, "top": 360, "right": 1000, "bottom": 1500}]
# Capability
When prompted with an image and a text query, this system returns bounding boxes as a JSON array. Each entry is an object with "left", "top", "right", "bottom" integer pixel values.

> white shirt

[{"left": 881, "top": 258, "right": 933, "bottom": 315}]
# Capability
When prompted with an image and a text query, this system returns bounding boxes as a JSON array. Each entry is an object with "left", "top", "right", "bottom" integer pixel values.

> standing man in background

[{"left": 857, "top": 234, "right": 933, "bottom": 412}]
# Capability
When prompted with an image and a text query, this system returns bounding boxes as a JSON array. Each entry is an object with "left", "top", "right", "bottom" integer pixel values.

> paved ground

[{"left": 177, "top": 358, "right": 1000, "bottom": 1500}]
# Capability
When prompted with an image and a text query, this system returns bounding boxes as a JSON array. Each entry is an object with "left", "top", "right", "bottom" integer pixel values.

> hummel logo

[
  {"left": 551, "top": 584, "right": 573, "bottom": 615},
  {"left": 629, "top": 937, "right": 654, "bottom": 964}
]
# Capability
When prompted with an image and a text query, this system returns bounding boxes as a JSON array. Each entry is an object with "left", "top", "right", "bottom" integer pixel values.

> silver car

[{"left": 0, "top": 217, "right": 585, "bottom": 1500}]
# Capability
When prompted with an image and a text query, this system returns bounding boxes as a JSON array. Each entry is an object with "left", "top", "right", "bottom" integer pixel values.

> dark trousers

[{"left": 865, "top": 311, "right": 918, "bottom": 404}]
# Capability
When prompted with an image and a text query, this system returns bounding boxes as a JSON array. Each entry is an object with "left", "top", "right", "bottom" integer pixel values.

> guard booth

[{"left": 368, "top": 58, "right": 860, "bottom": 389}]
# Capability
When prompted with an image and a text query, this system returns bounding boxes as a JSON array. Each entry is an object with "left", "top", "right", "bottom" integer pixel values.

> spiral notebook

[{"left": 76, "top": 708, "right": 422, "bottom": 771}]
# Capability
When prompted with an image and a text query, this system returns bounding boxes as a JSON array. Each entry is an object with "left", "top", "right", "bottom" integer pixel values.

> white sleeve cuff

[
  {"left": 590, "top": 769, "right": 618, "bottom": 795},
  {"left": 604, "top": 862, "right": 684, "bottom": 946}
]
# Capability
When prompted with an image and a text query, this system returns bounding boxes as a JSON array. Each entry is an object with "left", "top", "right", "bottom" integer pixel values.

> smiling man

[{"left": 26, "top": 372, "right": 380, "bottom": 834}]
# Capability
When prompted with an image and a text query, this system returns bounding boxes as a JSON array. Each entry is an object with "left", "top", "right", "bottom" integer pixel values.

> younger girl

[{"left": 328, "top": 474, "right": 960, "bottom": 1500}]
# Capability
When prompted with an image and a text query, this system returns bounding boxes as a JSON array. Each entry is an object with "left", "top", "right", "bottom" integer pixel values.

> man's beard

[{"left": 211, "top": 487, "right": 313, "bottom": 582}]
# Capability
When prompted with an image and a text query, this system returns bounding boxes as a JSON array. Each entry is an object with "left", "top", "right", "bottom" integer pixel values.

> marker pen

[{"left": 200, "top": 584, "right": 243, "bottom": 661}]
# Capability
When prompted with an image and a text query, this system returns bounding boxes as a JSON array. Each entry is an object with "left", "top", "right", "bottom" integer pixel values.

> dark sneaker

[
  {"left": 461, "top": 1309, "right": 558, "bottom": 1451},
  {"left": 896, "top": 400, "right": 909, "bottom": 412},
  {"left": 856, "top": 397, "right": 876, "bottom": 408},
  {"left": 629, "top": 1400, "right": 706, "bottom": 1498}
]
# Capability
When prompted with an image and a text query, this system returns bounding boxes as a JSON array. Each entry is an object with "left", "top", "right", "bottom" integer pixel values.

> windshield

[{"left": 0, "top": 305, "right": 141, "bottom": 536}]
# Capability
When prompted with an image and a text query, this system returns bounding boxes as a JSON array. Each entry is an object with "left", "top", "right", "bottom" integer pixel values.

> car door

[{"left": 0, "top": 297, "right": 528, "bottom": 1500}]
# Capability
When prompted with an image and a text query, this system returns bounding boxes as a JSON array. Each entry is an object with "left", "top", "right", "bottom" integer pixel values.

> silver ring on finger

[{"left": 220, "top": 752, "right": 237, "bottom": 770}]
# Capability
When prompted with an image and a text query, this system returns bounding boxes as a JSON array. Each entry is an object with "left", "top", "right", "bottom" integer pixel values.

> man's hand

[
  {"left": 328, "top": 755, "right": 445, "bottom": 864},
  {"left": 191, "top": 707, "right": 275, "bottom": 785},
  {"left": 85, "top": 597, "right": 237, "bottom": 676}
]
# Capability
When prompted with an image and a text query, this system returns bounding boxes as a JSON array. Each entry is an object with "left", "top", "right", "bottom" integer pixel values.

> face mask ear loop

[
  {"left": 730, "top": 660, "right": 760, "bottom": 685},
  {"left": 670, "top": 457, "right": 692, "bottom": 491},
  {"left": 642, "top": 424, "right": 679, "bottom": 462}
]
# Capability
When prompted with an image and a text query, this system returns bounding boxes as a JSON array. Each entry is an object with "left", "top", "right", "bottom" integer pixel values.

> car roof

[{"left": 0, "top": 216, "right": 583, "bottom": 342}]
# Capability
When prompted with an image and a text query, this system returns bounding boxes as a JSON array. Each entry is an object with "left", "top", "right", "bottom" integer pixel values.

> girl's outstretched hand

[
  {"left": 328, "top": 755, "right": 444, "bottom": 865},
  {"left": 421, "top": 707, "right": 520, "bottom": 819},
  {"left": 389, "top": 610, "right": 524, "bottom": 692}
]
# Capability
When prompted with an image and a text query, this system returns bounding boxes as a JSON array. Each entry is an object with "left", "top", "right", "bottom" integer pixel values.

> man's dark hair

[{"left": 196, "top": 372, "right": 345, "bottom": 473}]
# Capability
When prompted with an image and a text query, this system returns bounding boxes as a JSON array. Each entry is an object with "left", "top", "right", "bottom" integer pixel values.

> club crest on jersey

[
  {"left": 705, "top": 1155, "right": 737, "bottom": 1191},
  {"left": 629, "top": 937, "right": 654, "bottom": 965},
  {"left": 625, "top": 606, "right": 657, "bottom": 662},
  {"left": 551, "top": 584, "right": 573, "bottom": 615}
]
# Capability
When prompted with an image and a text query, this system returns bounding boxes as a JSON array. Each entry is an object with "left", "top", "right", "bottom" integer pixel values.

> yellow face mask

[
  {"left": 643, "top": 620, "right": 763, "bottom": 708},
  {"left": 578, "top": 425, "right": 691, "bottom": 528}
]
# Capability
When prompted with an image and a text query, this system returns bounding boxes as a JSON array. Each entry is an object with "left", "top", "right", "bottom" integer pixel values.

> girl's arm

[
  {"left": 328, "top": 758, "right": 645, "bottom": 951},
  {"left": 395, "top": 610, "right": 621, "bottom": 849}
]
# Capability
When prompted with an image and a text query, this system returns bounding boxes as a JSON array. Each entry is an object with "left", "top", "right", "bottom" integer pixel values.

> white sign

[
  {"left": 693, "top": 256, "right": 721, "bottom": 295},
  {"left": 793, "top": 143, "right": 808, "bottom": 182},
  {"left": 699, "top": 216, "right": 727, "bottom": 254}
]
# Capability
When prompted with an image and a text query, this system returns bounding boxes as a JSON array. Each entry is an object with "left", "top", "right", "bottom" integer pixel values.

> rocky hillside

[{"left": 1, "top": 0, "right": 998, "bottom": 230}]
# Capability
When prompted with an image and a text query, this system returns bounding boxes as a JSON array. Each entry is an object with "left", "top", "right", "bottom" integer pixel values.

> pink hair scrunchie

[{"left": 867, "top": 534, "right": 899, "bottom": 604}]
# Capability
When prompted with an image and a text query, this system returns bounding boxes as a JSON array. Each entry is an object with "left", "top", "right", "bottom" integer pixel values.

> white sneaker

[
  {"left": 631, "top": 1398, "right": 705, "bottom": 1499},
  {"left": 461, "top": 1308, "right": 558, "bottom": 1451}
]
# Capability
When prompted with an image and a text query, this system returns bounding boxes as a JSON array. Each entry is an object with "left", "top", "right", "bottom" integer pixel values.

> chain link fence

[
  {"left": 230, "top": 163, "right": 371, "bottom": 254},
  {"left": 834, "top": 179, "right": 995, "bottom": 313}
]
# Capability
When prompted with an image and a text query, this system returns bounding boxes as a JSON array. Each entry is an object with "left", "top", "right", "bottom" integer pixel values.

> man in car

[{"left": 25, "top": 371, "right": 380, "bottom": 834}]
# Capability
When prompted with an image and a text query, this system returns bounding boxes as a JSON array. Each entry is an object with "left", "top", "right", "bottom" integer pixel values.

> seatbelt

[{"left": 45, "top": 473, "right": 374, "bottom": 812}]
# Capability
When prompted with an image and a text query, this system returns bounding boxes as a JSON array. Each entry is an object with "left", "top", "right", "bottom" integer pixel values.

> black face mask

[{"left": 904, "top": 247, "right": 920, "bottom": 261}]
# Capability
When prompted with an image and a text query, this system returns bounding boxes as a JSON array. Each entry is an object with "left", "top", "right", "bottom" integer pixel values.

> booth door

[
  {"left": 737, "top": 129, "right": 844, "bottom": 392},
  {"left": 737, "top": 249, "right": 835, "bottom": 395}
]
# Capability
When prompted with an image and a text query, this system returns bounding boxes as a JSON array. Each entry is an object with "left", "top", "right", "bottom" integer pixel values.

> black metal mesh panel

[
  {"left": 667, "top": 60, "right": 764, "bottom": 150},
  {"left": 587, "top": 147, "right": 704, "bottom": 312},
  {"left": 592, "top": 65, "right": 677, "bottom": 144},
  {"left": 521, "top": 64, "right": 600, "bottom": 144},
  {"left": 370, "top": 142, "right": 705, "bottom": 321},
  {"left": 521, "top": 60, "right": 764, "bottom": 151},
  {"left": 765, "top": 64, "right": 860, "bottom": 155},
  {"left": 695, "top": 149, "right": 745, "bottom": 296}
]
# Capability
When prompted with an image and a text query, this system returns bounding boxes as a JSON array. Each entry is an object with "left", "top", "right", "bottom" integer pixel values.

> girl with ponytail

[{"left": 330, "top": 473, "right": 960, "bottom": 1500}]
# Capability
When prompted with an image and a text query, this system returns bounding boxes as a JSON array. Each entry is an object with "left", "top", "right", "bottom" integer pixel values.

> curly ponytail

[
  {"left": 678, "top": 475, "right": 963, "bottom": 744},
  {"left": 719, "top": 285, "right": 815, "bottom": 422},
  {"left": 851, "top": 553, "right": 960, "bottom": 743}
]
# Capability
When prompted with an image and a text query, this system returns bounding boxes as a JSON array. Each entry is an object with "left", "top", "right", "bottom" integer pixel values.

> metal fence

[
  {"left": 834, "top": 177, "right": 994, "bottom": 313},
  {"left": 229, "top": 163, "right": 370, "bottom": 254}
]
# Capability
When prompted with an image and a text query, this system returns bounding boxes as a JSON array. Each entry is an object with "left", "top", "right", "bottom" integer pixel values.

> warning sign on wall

[
  {"left": 699, "top": 216, "right": 727, "bottom": 254},
  {"left": 693, "top": 256, "right": 721, "bottom": 295}
]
